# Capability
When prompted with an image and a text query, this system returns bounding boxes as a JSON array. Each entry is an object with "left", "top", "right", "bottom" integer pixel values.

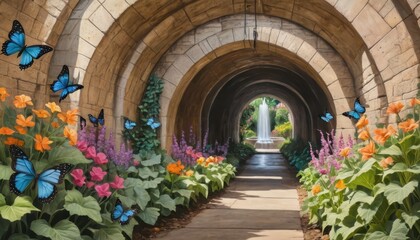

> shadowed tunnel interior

[{"left": 175, "top": 47, "right": 336, "bottom": 145}]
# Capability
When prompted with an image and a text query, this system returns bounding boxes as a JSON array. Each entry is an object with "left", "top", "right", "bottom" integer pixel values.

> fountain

[
  {"left": 245, "top": 98, "right": 284, "bottom": 151},
  {"left": 256, "top": 98, "right": 273, "bottom": 144}
]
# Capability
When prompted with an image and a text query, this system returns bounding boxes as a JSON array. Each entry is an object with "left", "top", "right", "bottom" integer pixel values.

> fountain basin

[{"left": 245, "top": 137, "right": 285, "bottom": 150}]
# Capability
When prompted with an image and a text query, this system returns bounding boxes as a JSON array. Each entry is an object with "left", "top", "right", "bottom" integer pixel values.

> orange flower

[
  {"left": 0, "top": 87, "right": 10, "bottom": 101},
  {"left": 45, "top": 102, "right": 61, "bottom": 113},
  {"left": 374, "top": 125, "right": 397, "bottom": 144},
  {"left": 339, "top": 147, "right": 351, "bottom": 158},
  {"left": 197, "top": 157, "right": 205, "bottom": 165},
  {"left": 359, "top": 141, "right": 376, "bottom": 161},
  {"left": 386, "top": 102, "right": 404, "bottom": 115},
  {"left": 184, "top": 170, "right": 194, "bottom": 177},
  {"left": 398, "top": 119, "right": 418, "bottom": 133},
  {"left": 379, "top": 157, "right": 394, "bottom": 169},
  {"left": 32, "top": 109, "right": 50, "bottom": 118},
  {"left": 34, "top": 134, "right": 53, "bottom": 152},
  {"left": 63, "top": 126, "right": 77, "bottom": 146},
  {"left": 335, "top": 179, "right": 346, "bottom": 190},
  {"left": 51, "top": 121, "right": 60, "bottom": 128},
  {"left": 0, "top": 127, "right": 15, "bottom": 135},
  {"left": 409, "top": 98, "right": 420, "bottom": 107},
  {"left": 4, "top": 137, "right": 24, "bottom": 147},
  {"left": 312, "top": 184, "right": 322, "bottom": 195},
  {"left": 358, "top": 129, "right": 370, "bottom": 141},
  {"left": 14, "top": 125, "right": 27, "bottom": 134},
  {"left": 356, "top": 115, "right": 368, "bottom": 129},
  {"left": 58, "top": 109, "right": 79, "bottom": 125},
  {"left": 167, "top": 160, "right": 185, "bottom": 175},
  {"left": 16, "top": 114, "right": 35, "bottom": 127},
  {"left": 13, "top": 94, "right": 33, "bottom": 108}
]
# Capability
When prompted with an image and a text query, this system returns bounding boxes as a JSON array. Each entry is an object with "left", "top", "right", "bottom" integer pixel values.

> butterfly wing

[
  {"left": 97, "top": 109, "right": 104, "bottom": 126},
  {"left": 146, "top": 118, "right": 153, "bottom": 126},
  {"left": 58, "top": 84, "right": 84, "bottom": 102},
  {"left": 50, "top": 65, "right": 69, "bottom": 93},
  {"left": 124, "top": 118, "right": 136, "bottom": 130},
  {"left": 88, "top": 114, "right": 98, "bottom": 127},
  {"left": 112, "top": 199, "right": 124, "bottom": 221},
  {"left": 354, "top": 98, "right": 366, "bottom": 114},
  {"left": 9, "top": 145, "right": 36, "bottom": 196},
  {"left": 1, "top": 20, "right": 25, "bottom": 56},
  {"left": 80, "top": 116, "right": 86, "bottom": 130},
  {"left": 151, "top": 122, "right": 161, "bottom": 129},
  {"left": 19, "top": 45, "right": 53, "bottom": 70},
  {"left": 119, "top": 209, "right": 137, "bottom": 225},
  {"left": 342, "top": 110, "right": 361, "bottom": 120},
  {"left": 37, "top": 163, "right": 73, "bottom": 203}
]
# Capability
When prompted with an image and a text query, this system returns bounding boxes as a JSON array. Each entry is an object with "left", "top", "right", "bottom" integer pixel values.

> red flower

[
  {"left": 90, "top": 167, "right": 107, "bottom": 181},
  {"left": 95, "top": 183, "right": 111, "bottom": 198},
  {"left": 77, "top": 141, "right": 88, "bottom": 152},
  {"left": 110, "top": 175, "right": 124, "bottom": 189},
  {"left": 93, "top": 152, "right": 108, "bottom": 165},
  {"left": 133, "top": 160, "right": 140, "bottom": 166},
  {"left": 86, "top": 181, "right": 95, "bottom": 189},
  {"left": 70, "top": 169, "right": 86, "bottom": 187}
]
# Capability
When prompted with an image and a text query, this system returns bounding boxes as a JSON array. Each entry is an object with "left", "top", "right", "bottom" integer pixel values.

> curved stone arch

[{"left": 149, "top": 15, "right": 355, "bottom": 147}]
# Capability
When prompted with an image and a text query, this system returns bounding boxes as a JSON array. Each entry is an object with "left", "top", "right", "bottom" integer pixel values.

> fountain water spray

[{"left": 256, "top": 98, "right": 273, "bottom": 144}]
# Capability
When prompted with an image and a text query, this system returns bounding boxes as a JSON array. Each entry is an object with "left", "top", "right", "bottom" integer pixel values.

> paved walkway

[{"left": 157, "top": 154, "right": 304, "bottom": 240}]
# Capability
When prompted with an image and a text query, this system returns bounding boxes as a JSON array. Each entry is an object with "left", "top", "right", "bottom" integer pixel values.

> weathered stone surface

[{"left": 335, "top": 0, "right": 368, "bottom": 21}]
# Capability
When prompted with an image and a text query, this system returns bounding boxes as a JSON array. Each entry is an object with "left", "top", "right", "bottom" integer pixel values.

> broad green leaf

[
  {"left": 383, "top": 181, "right": 418, "bottom": 204},
  {"left": 0, "top": 196, "right": 40, "bottom": 222},
  {"left": 8, "top": 234, "right": 34, "bottom": 240},
  {"left": 156, "top": 194, "right": 176, "bottom": 212},
  {"left": 0, "top": 194, "right": 5, "bottom": 206},
  {"left": 138, "top": 167, "right": 159, "bottom": 179},
  {"left": 335, "top": 215, "right": 364, "bottom": 240},
  {"left": 0, "top": 165, "right": 13, "bottom": 180},
  {"left": 139, "top": 207, "right": 160, "bottom": 225},
  {"left": 365, "top": 219, "right": 409, "bottom": 240},
  {"left": 401, "top": 203, "right": 420, "bottom": 229},
  {"left": 133, "top": 186, "right": 150, "bottom": 210},
  {"left": 140, "top": 154, "right": 161, "bottom": 166},
  {"left": 92, "top": 226, "right": 124, "bottom": 240},
  {"left": 48, "top": 144, "right": 90, "bottom": 165},
  {"left": 0, "top": 217, "right": 10, "bottom": 238},
  {"left": 126, "top": 166, "right": 138, "bottom": 173},
  {"left": 409, "top": 144, "right": 420, "bottom": 150},
  {"left": 173, "top": 189, "right": 193, "bottom": 199},
  {"left": 348, "top": 169, "right": 375, "bottom": 190},
  {"left": 139, "top": 178, "right": 164, "bottom": 189},
  {"left": 358, "top": 194, "right": 383, "bottom": 223},
  {"left": 379, "top": 145, "right": 402, "bottom": 156},
  {"left": 30, "top": 219, "right": 81, "bottom": 240},
  {"left": 64, "top": 190, "right": 102, "bottom": 223},
  {"left": 124, "top": 178, "right": 143, "bottom": 188},
  {"left": 349, "top": 188, "right": 374, "bottom": 206},
  {"left": 383, "top": 162, "right": 409, "bottom": 179}
]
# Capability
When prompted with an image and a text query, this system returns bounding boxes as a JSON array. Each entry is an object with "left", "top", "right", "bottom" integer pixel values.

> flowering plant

[{"left": 300, "top": 98, "right": 420, "bottom": 240}]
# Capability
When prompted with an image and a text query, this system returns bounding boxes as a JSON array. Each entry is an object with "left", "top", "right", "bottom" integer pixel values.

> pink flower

[
  {"left": 86, "top": 181, "right": 95, "bottom": 188},
  {"left": 85, "top": 146, "right": 97, "bottom": 159},
  {"left": 195, "top": 152, "right": 203, "bottom": 158},
  {"left": 133, "top": 160, "right": 140, "bottom": 166},
  {"left": 90, "top": 167, "right": 107, "bottom": 181},
  {"left": 186, "top": 146, "right": 193, "bottom": 155},
  {"left": 110, "top": 175, "right": 124, "bottom": 189},
  {"left": 95, "top": 183, "right": 111, "bottom": 198},
  {"left": 76, "top": 141, "right": 88, "bottom": 152},
  {"left": 70, "top": 169, "right": 85, "bottom": 187},
  {"left": 93, "top": 152, "right": 108, "bottom": 165}
]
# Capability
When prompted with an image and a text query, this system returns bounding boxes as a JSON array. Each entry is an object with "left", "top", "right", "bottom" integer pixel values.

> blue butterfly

[
  {"left": 146, "top": 118, "right": 160, "bottom": 129},
  {"left": 319, "top": 110, "right": 333, "bottom": 122},
  {"left": 1, "top": 20, "right": 53, "bottom": 70},
  {"left": 50, "top": 65, "right": 84, "bottom": 102},
  {"left": 124, "top": 118, "right": 136, "bottom": 130},
  {"left": 112, "top": 199, "right": 137, "bottom": 225},
  {"left": 9, "top": 145, "right": 73, "bottom": 203},
  {"left": 88, "top": 109, "right": 104, "bottom": 127},
  {"left": 342, "top": 98, "right": 366, "bottom": 120}
]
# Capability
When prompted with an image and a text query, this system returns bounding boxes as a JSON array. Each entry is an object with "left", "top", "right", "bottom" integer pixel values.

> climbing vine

[{"left": 123, "top": 74, "right": 164, "bottom": 153}]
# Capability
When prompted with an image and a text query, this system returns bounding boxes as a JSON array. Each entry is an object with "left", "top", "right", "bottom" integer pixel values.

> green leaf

[
  {"left": 401, "top": 203, "right": 420, "bottom": 229},
  {"left": 139, "top": 178, "right": 164, "bottom": 189},
  {"left": 0, "top": 217, "right": 11, "bottom": 238},
  {"left": 347, "top": 159, "right": 376, "bottom": 190},
  {"left": 379, "top": 145, "right": 402, "bottom": 156},
  {"left": 383, "top": 180, "right": 418, "bottom": 204},
  {"left": 349, "top": 188, "right": 374, "bottom": 206},
  {"left": 30, "top": 219, "right": 81, "bottom": 240},
  {"left": 0, "top": 194, "right": 5, "bottom": 206},
  {"left": 365, "top": 219, "right": 409, "bottom": 240},
  {"left": 64, "top": 190, "right": 102, "bottom": 223},
  {"left": 8, "top": 234, "right": 35, "bottom": 240},
  {"left": 383, "top": 162, "right": 409, "bottom": 179},
  {"left": 139, "top": 207, "right": 160, "bottom": 225},
  {"left": 0, "top": 164, "right": 13, "bottom": 180},
  {"left": 358, "top": 194, "right": 383, "bottom": 223},
  {"left": 173, "top": 189, "right": 193, "bottom": 199},
  {"left": 138, "top": 167, "right": 159, "bottom": 179},
  {"left": 92, "top": 227, "right": 125, "bottom": 240},
  {"left": 0, "top": 196, "right": 40, "bottom": 222},
  {"left": 140, "top": 154, "right": 161, "bottom": 166},
  {"left": 156, "top": 194, "right": 176, "bottom": 212},
  {"left": 133, "top": 186, "right": 150, "bottom": 210},
  {"left": 48, "top": 144, "right": 90, "bottom": 165}
]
